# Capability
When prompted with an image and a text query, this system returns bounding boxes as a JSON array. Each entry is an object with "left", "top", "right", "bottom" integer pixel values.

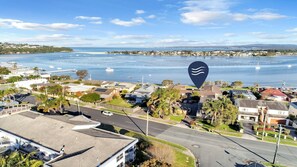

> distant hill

[{"left": 0, "top": 42, "right": 73, "bottom": 55}]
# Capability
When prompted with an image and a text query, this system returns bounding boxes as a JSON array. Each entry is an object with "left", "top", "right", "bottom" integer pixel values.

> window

[
  {"left": 117, "top": 153, "right": 123, "bottom": 162},
  {"left": 117, "top": 162, "right": 124, "bottom": 167}
]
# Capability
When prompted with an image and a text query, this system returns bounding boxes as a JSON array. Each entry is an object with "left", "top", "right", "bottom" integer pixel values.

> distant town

[
  {"left": 0, "top": 42, "right": 73, "bottom": 55},
  {"left": 108, "top": 49, "right": 297, "bottom": 57}
]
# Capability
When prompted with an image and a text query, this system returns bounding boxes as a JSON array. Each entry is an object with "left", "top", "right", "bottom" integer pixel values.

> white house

[
  {"left": 235, "top": 99, "right": 289, "bottom": 124},
  {"left": 14, "top": 79, "right": 48, "bottom": 90},
  {"left": 0, "top": 111, "right": 138, "bottom": 167},
  {"left": 289, "top": 102, "right": 297, "bottom": 116}
]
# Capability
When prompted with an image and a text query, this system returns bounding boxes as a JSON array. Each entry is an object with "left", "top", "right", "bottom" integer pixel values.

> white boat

[
  {"left": 49, "top": 65, "right": 55, "bottom": 68},
  {"left": 105, "top": 67, "right": 114, "bottom": 72},
  {"left": 57, "top": 67, "right": 62, "bottom": 70},
  {"left": 288, "top": 64, "right": 292, "bottom": 68},
  {"left": 255, "top": 63, "right": 261, "bottom": 70}
]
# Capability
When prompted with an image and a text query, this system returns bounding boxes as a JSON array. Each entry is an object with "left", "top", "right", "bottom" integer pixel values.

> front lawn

[
  {"left": 256, "top": 131, "right": 297, "bottom": 146},
  {"left": 170, "top": 115, "right": 184, "bottom": 122},
  {"left": 107, "top": 97, "right": 133, "bottom": 108},
  {"left": 196, "top": 119, "right": 242, "bottom": 137},
  {"left": 104, "top": 126, "right": 196, "bottom": 167}
]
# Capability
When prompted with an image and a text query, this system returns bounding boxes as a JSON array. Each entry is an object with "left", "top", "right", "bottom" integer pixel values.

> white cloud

[
  {"left": 75, "top": 16, "right": 102, "bottom": 24},
  {"left": 147, "top": 15, "right": 156, "bottom": 19},
  {"left": 250, "top": 12, "right": 286, "bottom": 20},
  {"left": 224, "top": 33, "right": 236, "bottom": 37},
  {"left": 0, "top": 18, "right": 81, "bottom": 31},
  {"left": 17, "top": 34, "right": 72, "bottom": 42},
  {"left": 136, "top": 10, "right": 145, "bottom": 14},
  {"left": 251, "top": 32, "right": 290, "bottom": 39},
  {"left": 110, "top": 17, "right": 145, "bottom": 27},
  {"left": 180, "top": 0, "right": 287, "bottom": 25},
  {"left": 113, "top": 35, "right": 152, "bottom": 39},
  {"left": 75, "top": 16, "right": 101, "bottom": 20},
  {"left": 287, "top": 28, "right": 297, "bottom": 32}
]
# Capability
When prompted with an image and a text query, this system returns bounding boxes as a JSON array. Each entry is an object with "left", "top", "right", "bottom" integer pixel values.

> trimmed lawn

[
  {"left": 262, "top": 162, "right": 286, "bottom": 167},
  {"left": 170, "top": 115, "right": 184, "bottom": 122},
  {"left": 110, "top": 126, "right": 195, "bottom": 167},
  {"left": 196, "top": 119, "right": 242, "bottom": 137},
  {"left": 256, "top": 131, "right": 297, "bottom": 146},
  {"left": 107, "top": 98, "right": 133, "bottom": 108}
]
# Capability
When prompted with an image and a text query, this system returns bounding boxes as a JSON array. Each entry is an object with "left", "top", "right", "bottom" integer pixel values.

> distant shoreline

[
  {"left": 0, "top": 42, "right": 73, "bottom": 55},
  {"left": 107, "top": 50, "right": 297, "bottom": 57}
]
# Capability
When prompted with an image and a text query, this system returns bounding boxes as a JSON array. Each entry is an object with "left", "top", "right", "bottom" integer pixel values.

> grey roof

[
  {"left": 236, "top": 99, "right": 288, "bottom": 111},
  {"left": 0, "top": 111, "right": 137, "bottom": 167}
]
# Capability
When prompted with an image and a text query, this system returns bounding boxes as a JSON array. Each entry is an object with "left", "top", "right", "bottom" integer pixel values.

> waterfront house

[
  {"left": 94, "top": 88, "right": 118, "bottom": 101},
  {"left": 63, "top": 83, "right": 95, "bottom": 96},
  {"left": 14, "top": 79, "right": 48, "bottom": 90},
  {"left": 102, "top": 82, "right": 136, "bottom": 93},
  {"left": 230, "top": 90, "right": 257, "bottom": 100},
  {"left": 198, "top": 85, "right": 222, "bottom": 102},
  {"left": 289, "top": 102, "right": 297, "bottom": 116},
  {"left": 0, "top": 111, "right": 138, "bottom": 167},
  {"left": 125, "top": 84, "right": 156, "bottom": 103},
  {"left": 235, "top": 99, "right": 289, "bottom": 124},
  {"left": 260, "top": 88, "right": 287, "bottom": 101}
]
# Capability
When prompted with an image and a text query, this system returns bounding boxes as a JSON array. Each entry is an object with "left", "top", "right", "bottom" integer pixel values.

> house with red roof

[{"left": 261, "top": 88, "right": 287, "bottom": 101}]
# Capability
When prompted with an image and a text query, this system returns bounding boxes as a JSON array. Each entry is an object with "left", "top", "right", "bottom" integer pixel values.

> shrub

[
  {"left": 147, "top": 142, "right": 175, "bottom": 165},
  {"left": 284, "top": 128, "right": 291, "bottom": 135},
  {"left": 141, "top": 158, "right": 171, "bottom": 167}
]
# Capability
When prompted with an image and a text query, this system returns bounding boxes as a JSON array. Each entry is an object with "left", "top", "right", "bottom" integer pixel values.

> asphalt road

[{"left": 20, "top": 96, "right": 297, "bottom": 167}]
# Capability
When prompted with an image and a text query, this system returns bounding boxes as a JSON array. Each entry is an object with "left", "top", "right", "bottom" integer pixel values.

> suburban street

[
  {"left": 70, "top": 105, "right": 297, "bottom": 167},
  {"left": 21, "top": 96, "right": 297, "bottom": 167}
]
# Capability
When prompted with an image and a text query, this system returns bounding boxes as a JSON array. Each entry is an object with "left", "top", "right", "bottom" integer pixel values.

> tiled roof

[{"left": 261, "top": 88, "right": 287, "bottom": 97}]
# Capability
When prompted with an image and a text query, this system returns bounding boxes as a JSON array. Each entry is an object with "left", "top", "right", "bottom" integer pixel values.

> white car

[{"left": 102, "top": 110, "right": 113, "bottom": 116}]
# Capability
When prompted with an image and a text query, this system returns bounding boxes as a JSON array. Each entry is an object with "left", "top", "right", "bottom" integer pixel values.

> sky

[{"left": 0, "top": 0, "right": 297, "bottom": 47}]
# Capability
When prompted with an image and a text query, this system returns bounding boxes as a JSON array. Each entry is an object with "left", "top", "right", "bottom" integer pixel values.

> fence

[
  {"left": 0, "top": 104, "right": 31, "bottom": 116},
  {"left": 100, "top": 103, "right": 141, "bottom": 113}
]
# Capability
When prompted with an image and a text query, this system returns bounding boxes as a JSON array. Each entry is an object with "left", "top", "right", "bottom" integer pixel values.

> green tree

[
  {"left": 231, "top": 81, "right": 243, "bottom": 88},
  {"left": 0, "top": 67, "right": 11, "bottom": 75},
  {"left": 47, "top": 85, "right": 63, "bottom": 96},
  {"left": 202, "top": 97, "right": 238, "bottom": 126},
  {"left": 6, "top": 76, "right": 23, "bottom": 83},
  {"left": 0, "top": 151, "right": 43, "bottom": 167},
  {"left": 161, "top": 80, "right": 174, "bottom": 86},
  {"left": 147, "top": 88, "right": 181, "bottom": 118},
  {"left": 76, "top": 70, "right": 88, "bottom": 80},
  {"left": 80, "top": 93, "right": 100, "bottom": 104}
]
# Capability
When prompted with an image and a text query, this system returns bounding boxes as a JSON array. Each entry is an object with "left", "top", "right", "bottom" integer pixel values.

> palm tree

[
  {"left": 203, "top": 97, "right": 238, "bottom": 126},
  {"left": 0, "top": 151, "right": 43, "bottom": 167},
  {"left": 56, "top": 95, "right": 70, "bottom": 113}
]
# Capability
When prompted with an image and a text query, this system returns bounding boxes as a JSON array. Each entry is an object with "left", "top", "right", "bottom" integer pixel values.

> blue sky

[{"left": 0, "top": 0, "right": 297, "bottom": 47}]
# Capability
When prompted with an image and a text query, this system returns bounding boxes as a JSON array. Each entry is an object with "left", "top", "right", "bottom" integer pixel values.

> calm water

[{"left": 1, "top": 47, "right": 297, "bottom": 87}]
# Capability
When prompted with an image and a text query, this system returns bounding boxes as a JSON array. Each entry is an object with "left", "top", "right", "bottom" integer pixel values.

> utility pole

[
  {"left": 146, "top": 109, "right": 149, "bottom": 136},
  {"left": 77, "top": 100, "right": 81, "bottom": 115},
  {"left": 261, "top": 110, "right": 267, "bottom": 140},
  {"left": 273, "top": 124, "right": 282, "bottom": 164}
]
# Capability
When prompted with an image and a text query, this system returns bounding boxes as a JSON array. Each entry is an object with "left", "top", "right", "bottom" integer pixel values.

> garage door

[{"left": 270, "top": 119, "right": 286, "bottom": 124}]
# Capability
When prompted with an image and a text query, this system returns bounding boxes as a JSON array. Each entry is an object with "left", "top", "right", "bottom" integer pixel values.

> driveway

[{"left": 242, "top": 121, "right": 258, "bottom": 140}]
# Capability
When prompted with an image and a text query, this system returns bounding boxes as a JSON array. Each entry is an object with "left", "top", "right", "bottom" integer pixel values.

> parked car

[{"left": 101, "top": 110, "right": 113, "bottom": 116}]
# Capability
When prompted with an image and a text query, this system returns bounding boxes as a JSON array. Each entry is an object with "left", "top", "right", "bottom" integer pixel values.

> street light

[
  {"left": 77, "top": 99, "right": 81, "bottom": 115},
  {"left": 146, "top": 108, "right": 149, "bottom": 136},
  {"left": 273, "top": 124, "right": 282, "bottom": 164}
]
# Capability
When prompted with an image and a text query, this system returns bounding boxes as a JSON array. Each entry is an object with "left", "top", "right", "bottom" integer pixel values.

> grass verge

[
  {"left": 262, "top": 162, "right": 286, "bottom": 167},
  {"left": 101, "top": 126, "right": 194, "bottom": 167},
  {"left": 170, "top": 115, "right": 184, "bottom": 122},
  {"left": 196, "top": 119, "right": 242, "bottom": 137},
  {"left": 107, "top": 98, "right": 133, "bottom": 108},
  {"left": 255, "top": 131, "right": 297, "bottom": 146}
]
